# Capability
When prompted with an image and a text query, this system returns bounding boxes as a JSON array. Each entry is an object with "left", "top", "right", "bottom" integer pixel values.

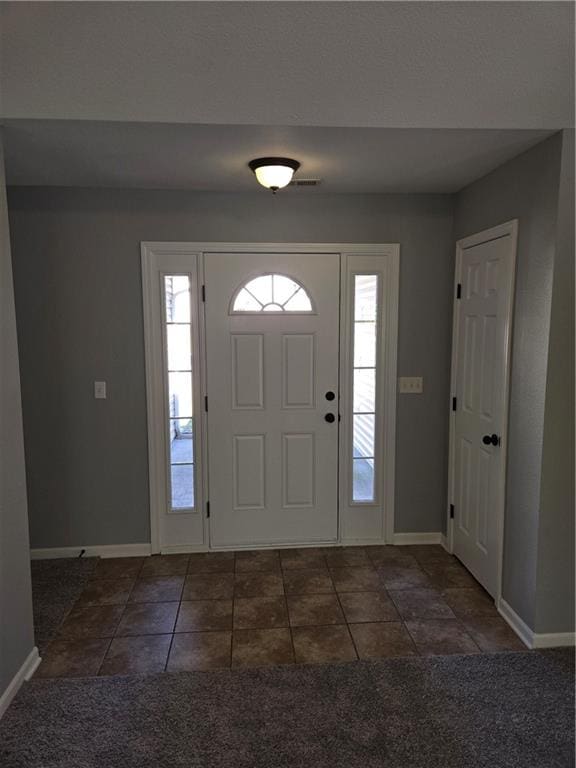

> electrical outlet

[
  {"left": 399, "top": 376, "right": 423, "bottom": 394},
  {"left": 94, "top": 381, "right": 107, "bottom": 399}
]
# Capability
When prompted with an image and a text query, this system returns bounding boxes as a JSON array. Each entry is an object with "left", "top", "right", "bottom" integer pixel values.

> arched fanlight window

[{"left": 231, "top": 274, "right": 314, "bottom": 313}]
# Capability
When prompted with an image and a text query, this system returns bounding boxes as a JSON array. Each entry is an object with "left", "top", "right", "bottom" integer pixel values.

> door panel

[
  {"left": 231, "top": 334, "right": 264, "bottom": 408},
  {"left": 453, "top": 232, "right": 515, "bottom": 596},
  {"left": 204, "top": 252, "right": 340, "bottom": 547},
  {"left": 282, "top": 334, "right": 315, "bottom": 408},
  {"left": 282, "top": 433, "right": 315, "bottom": 507},
  {"left": 233, "top": 435, "right": 266, "bottom": 509}
]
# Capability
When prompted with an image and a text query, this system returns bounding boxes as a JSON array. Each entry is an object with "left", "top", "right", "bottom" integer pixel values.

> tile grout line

[
  {"left": 164, "top": 593, "right": 185, "bottom": 673},
  {"left": 383, "top": 559, "right": 488, "bottom": 653},
  {"left": 280, "top": 592, "right": 297, "bottom": 664},
  {"left": 333, "top": 584, "right": 361, "bottom": 660},
  {"left": 92, "top": 556, "right": 144, "bottom": 676},
  {"left": 94, "top": 637, "right": 114, "bottom": 677},
  {"left": 167, "top": 554, "right": 231, "bottom": 671},
  {"left": 228, "top": 552, "right": 237, "bottom": 669}
]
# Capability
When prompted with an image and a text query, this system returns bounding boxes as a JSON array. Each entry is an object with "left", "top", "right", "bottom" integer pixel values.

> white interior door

[
  {"left": 204, "top": 251, "right": 340, "bottom": 547},
  {"left": 451, "top": 222, "right": 517, "bottom": 596}
]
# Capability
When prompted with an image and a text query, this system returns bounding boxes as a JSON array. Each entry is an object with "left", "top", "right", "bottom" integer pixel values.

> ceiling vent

[{"left": 289, "top": 178, "right": 322, "bottom": 187}]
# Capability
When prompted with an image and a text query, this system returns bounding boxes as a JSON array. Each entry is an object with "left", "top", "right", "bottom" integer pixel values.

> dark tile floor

[{"left": 35, "top": 545, "right": 526, "bottom": 678}]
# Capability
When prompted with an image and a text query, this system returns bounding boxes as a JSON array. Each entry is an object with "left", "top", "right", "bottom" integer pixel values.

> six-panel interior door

[
  {"left": 453, "top": 232, "right": 514, "bottom": 596},
  {"left": 204, "top": 252, "right": 340, "bottom": 547}
]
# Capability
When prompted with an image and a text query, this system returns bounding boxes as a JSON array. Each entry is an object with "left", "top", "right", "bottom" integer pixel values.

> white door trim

[
  {"left": 339, "top": 250, "right": 400, "bottom": 544},
  {"left": 142, "top": 242, "right": 399, "bottom": 550},
  {"left": 446, "top": 220, "right": 518, "bottom": 604},
  {"left": 0, "top": 646, "right": 41, "bottom": 720},
  {"left": 498, "top": 598, "right": 575, "bottom": 649}
]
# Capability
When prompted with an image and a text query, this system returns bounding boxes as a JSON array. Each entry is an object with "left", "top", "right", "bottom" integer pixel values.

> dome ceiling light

[{"left": 248, "top": 157, "right": 301, "bottom": 193}]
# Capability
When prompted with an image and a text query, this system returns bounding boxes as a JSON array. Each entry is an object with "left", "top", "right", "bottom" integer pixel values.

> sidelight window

[
  {"left": 352, "top": 275, "right": 379, "bottom": 502},
  {"left": 164, "top": 275, "right": 195, "bottom": 510}
]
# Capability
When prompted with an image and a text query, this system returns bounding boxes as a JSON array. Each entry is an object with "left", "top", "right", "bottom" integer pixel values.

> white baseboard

[
  {"left": 531, "top": 632, "right": 576, "bottom": 649},
  {"left": 30, "top": 543, "right": 152, "bottom": 560},
  {"left": 391, "top": 532, "right": 442, "bottom": 546},
  {"left": 31, "top": 537, "right": 449, "bottom": 557},
  {"left": 0, "top": 646, "right": 41, "bottom": 720},
  {"left": 30, "top": 537, "right": 447, "bottom": 558},
  {"left": 498, "top": 598, "right": 575, "bottom": 649},
  {"left": 498, "top": 598, "right": 533, "bottom": 648},
  {"left": 440, "top": 533, "right": 450, "bottom": 552}
]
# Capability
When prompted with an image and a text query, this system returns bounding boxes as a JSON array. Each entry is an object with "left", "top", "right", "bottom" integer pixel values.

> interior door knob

[
  {"left": 325, "top": 391, "right": 336, "bottom": 401},
  {"left": 482, "top": 434, "right": 500, "bottom": 446},
  {"left": 324, "top": 413, "right": 336, "bottom": 423}
]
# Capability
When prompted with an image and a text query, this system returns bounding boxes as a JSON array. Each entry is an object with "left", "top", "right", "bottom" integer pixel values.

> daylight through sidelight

[
  {"left": 352, "top": 274, "right": 379, "bottom": 502},
  {"left": 164, "top": 275, "right": 195, "bottom": 510}
]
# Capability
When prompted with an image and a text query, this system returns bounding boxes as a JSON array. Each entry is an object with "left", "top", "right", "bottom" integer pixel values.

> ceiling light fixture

[{"left": 248, "top": 157, "right": 301, "bottom": 193}]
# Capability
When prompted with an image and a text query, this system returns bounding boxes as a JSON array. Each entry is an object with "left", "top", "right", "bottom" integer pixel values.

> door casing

[
  {"left": 446, "top": 220, "right": 518, "bottom": 605},
  {"left": 142, "top": 242, "right": 400, "bottom": 553}
]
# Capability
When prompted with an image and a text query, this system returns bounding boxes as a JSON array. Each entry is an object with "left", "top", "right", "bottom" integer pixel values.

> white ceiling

[
  {"left": 1, "top": 2, "right": 573, "bottom": 130},
  {"left": 2, "top": 120, "right": 554, "bottom": 193},
  {"left": 1, "top": 2, "right": 570, "bottom": 192}
]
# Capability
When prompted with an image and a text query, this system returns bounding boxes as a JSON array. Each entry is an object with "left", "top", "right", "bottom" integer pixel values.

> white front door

[
  {"left": 451, "top": 222, "right": 517, "bottom": 596},
  {"left": 204, "top": 252, "right": 340, "bottom": 547}
]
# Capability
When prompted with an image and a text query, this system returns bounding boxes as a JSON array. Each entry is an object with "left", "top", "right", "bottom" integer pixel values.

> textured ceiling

[
  {"left": 0, "top": 2, "right": 573, "bottom": 129},
  {"left": 2, "top": 120, "right": 553, "bottom": 193}
]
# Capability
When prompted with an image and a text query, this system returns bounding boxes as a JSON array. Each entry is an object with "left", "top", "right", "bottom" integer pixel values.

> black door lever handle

[{"left": 482, "top": 434, "right": 500, "bottom": 446}]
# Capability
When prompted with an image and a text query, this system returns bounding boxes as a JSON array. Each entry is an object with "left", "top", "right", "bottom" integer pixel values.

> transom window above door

[{"left": 231, "top": 274, "right": 314, "bottom": 313}]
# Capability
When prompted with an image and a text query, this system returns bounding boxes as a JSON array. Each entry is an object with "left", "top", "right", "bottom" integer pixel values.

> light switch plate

[
  {"left": 399, "top": 376, "right": 423, "bottom": 394},
  {"left": 94, "top": 381, "right": 107, "bottom": 399}
]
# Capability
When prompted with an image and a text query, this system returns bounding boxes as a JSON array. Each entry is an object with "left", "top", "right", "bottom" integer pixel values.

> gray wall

[
  {"left": 454, "top": 133, "right": 565, "bottom": 630},
  {"left": 7, "top": 189, "right": 454, "bottom": 548},
  {"left": 536, "top": 130, "right": 575, "bottom": 634},
  {"left": 0, "top": 138, "right": 35, "bottom": 698}
]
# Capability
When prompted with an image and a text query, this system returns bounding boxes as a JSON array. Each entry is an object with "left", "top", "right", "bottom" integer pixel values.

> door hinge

[
  {"left": 452, "top": 396, "right": 457, "bottom": 412},
  {"left": 204, "top": 395, "right": 208, "bottom": 412},
  {"left": 456, "top": 283, "right": 462, "bottom": 299},
  {"left": 450, "top": 503, "right": 455, "bottom": 520},
  {"left": 201, "top": 285, "right": 206, "bottom": 302},
  {"left": 206, "top": 501, "right": 210, "bottom": 518}
]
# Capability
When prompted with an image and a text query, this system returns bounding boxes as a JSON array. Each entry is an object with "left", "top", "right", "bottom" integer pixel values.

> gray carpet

[
  {"left": 31, "top": 557, "right": 97, "bottom": 653},
  {"left": 0, "top": 649, "right": 573, "bottom": 768}
]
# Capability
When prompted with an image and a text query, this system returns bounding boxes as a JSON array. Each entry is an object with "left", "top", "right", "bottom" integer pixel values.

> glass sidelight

[
  {"left": 163, "top": 275, "right": 195, "bottom": 510},
  {"left": 351, "top": 275, "right": 379, "bottom": 502}
]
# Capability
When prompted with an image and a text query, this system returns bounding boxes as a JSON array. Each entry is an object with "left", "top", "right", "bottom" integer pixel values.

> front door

[
  {"left": 451, "top": 222, "right": 517, "bottom": 596},
  {"left": 204, "top": 252, "right": 340, "bottom": 547}
]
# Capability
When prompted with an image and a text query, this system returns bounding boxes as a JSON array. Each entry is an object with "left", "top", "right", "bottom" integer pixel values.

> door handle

[
  {"left": 482, "top": 434, "right": 500, "bottom": 446},
  {"left": 325, "top": 391, "right": 336, "bottom": 401},
  {"left": 324, "top": 413, "right": 336, "bottom": 423}
]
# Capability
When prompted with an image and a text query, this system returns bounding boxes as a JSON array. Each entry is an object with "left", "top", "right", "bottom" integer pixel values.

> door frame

[
  {"left": 446, "top": 220, "right": 518, "bottom": 604},
  {"left": 142, "top": 242, "right": 400, "bottom": 552}
]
